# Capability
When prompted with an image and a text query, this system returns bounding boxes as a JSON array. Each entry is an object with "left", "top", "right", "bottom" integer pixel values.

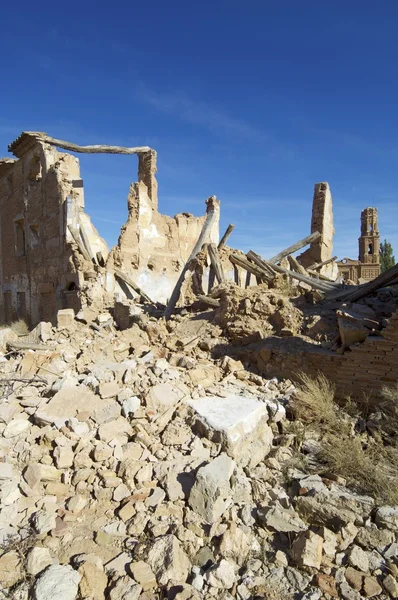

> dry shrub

[
  {"left": 293, "top": 372, "right": 398, "bottom": 504},
  {"left": 0, "top": 319, "right": 30, "bottom": 336},
  {"left": 321, "top": 435, "right": 398, "bottom": 504},
  {"left": 293, "top": 372, "right": 343, "bottom": 434}
]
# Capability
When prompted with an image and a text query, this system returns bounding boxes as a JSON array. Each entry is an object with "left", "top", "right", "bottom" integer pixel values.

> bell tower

[{"left": 358, "top": 207, "right": 380, "bottom": 265}]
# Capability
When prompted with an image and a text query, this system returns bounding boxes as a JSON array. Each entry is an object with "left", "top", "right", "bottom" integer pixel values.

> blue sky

[{"left": 1, "top": 1, "right": 398, "bottom": 260}]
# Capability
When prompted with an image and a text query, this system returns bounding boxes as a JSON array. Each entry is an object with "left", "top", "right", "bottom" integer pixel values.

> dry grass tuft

[
  {"left": 292, "top": 372, "right": 398, "bottom": 504},
  {"left": 293, "top": 372, "right": 343, "bottom": 434},
  {"left": 0, "top": 319, "right": 30, "bottom": 336}
]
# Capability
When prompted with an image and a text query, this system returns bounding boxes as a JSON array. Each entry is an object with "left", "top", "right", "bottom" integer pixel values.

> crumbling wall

[
  {"left": 251, "top": 309, "right": 398, "bottom": 398},
  {"left": 107, "top": 166, "right": 220, "bottom": 304},
  {"left": 0, "top": 133, "right": 107, "bottom": 325},
  {"left": 298, "top": 182, "right": 338, "bottom": 279}
]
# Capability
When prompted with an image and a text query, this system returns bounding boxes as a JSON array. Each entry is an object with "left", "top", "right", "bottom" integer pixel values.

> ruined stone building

[
  {"left": 337, "top": 207, "right": 380, "bottom": 284},
  {"left": 0, "top": 132, "right": 219, "bottom": 326}
]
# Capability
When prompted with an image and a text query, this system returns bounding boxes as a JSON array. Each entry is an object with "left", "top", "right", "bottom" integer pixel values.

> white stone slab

[{"left": 188, "top": 394, "right": 272, "bottom": 467}]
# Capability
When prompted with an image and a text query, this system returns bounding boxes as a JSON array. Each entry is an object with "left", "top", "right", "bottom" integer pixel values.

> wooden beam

[
  {"left": 33, "top": 133, "right": 151, "bottom": 155},
  {"left": 308, "top": 256, "right": 338, "bottom": 270},
  {"left": 218, "top": 224, "right": 235, "bottom": 249},
  {"left": 307, "top": 269, "right": 336, "bottom": 282},
  {"left": 165, "top": 196, "right": 220, "bottom": 319},
  {"left": 233, "top": 264, "right": 241, "bottom": 286},
  {"left": 269, "top": 231, "right": 321, "bottom": 264},
  {"left": 196, "top": 295, "right": 220, "bottom": 308},
  {"left": 248, "top": 253, "right": 335, "bottom": 293},
  {"left": 230, "top": 253, "right": 273, "bottom": 282},
  {"left": 343, "top": 263, "right": 398, "bottom": 303},
  {"left": 287, "top": 255, "right": 308, "bottom": 276},
  {"left": 114, "top": 269, "right": 153, "bottom": 304},
  {"left": 247, "top": 251, "right": 277, "bottom": 278},
  {"left": 208, "top": 243, "right": 225, "bottom": 284}
]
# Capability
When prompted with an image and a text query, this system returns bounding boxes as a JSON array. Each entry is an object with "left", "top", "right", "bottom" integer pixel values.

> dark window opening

[
  {"left": 65, "top": 282, "right": 77, "bottom": 291},
  {"left": 30, "top": 224, "right": 40, "bottom": 249},
  {"left": 368, "top": 243, "right": 373, "bottom": 255},
  {"left": 15, "top": 219, "right": 26, "bottom": 257},
  {"left": 17, "top": 292, "right": 26, "bottom": 320},
  {"left": 28, "top": 156, "right": 42, "bottom": 181}
]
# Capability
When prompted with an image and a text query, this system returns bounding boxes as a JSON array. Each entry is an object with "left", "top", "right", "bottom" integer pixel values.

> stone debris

[{"left": 0, "top": 310, "right": 396, "bottom": 600}]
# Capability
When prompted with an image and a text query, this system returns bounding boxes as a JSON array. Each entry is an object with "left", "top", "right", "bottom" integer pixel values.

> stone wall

[
  {"left": 251, "top": 309, "right": 398, "bottom": 399},
  {"left": 107, "top": 178, "right": 219, "bottom": 305},
  {"left": 0, "top": 132, "right": 219, "bottom": 323},
  {"left": 298, "top": 183, "right": 338, "bottom": 279},
  {"left": 0, "top": 134, "right": 108, "bottom": 325}
]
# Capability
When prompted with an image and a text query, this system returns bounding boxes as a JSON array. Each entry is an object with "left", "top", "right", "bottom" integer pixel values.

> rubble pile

[
  {"left": 207, "top": 281, "right": 398, "bottom": 352},
  {"left": 0, "top": 309, "right": 397, "bottom": 599}
]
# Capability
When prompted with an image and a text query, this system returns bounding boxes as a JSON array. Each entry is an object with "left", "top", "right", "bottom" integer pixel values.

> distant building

[{"left": 337, "top": 207, "right": 380, "bottom": 284}]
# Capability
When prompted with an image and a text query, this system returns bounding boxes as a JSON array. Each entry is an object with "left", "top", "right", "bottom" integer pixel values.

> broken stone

[
  {"left": 146, "top": 382, "right": 188, "bottom": 413},
  {"left": 363, "top": 576, "right": 382, "bottom": 598},
  {"left": 78, "top": 562, "right": 108, "bottom": 599},
  {"left": 57, "top": 309, "right": 75, "bottom": 330},
  {"left": 189, "top": 394, "right": 273, "bottom": 468},
  {"left": 189, "top": 453, "right": 235, "bottom": 523},
  {"left": 34, "top": 564, "right": 81, "bottom": 600},
  {"left": 53, "top": 445, "right": 74, "bottom": 469},
  {"left": 129, "top": 561, "right": 157, "bottom": 591},
  {"left": 205, "top": 559, "right": 236, "bottom": 589},
  {"left": 27, "top": 546, "right": 53, "bottom": 576},
  {"left": 259, "top": 505, "right": 307, "bottom": 533},
  {"left": 375, "top": 506, "right": 398, "bottom": 530},
  {"left": 146, "top": 534, "right": 191, "bottom": 586},
  {"left": 383, "top": 574, "right": 398, "bottom": 597},
  {"left": 338, "top": 317, "right": 369, "bottom": 348},
  {"left": 292, "top": 530, "right": 323, "bottom": 569},
  {"left": 3, "top": 417, "right": 30, "bottom": 438},
  {"left": 31, "top": 509, "right": 56, "bottom": 534},
  {"left": 345, "top": 566, "right": 364, "bottom": 591},
  {"left": 348, "top": 545, "right": 369, "bottom": 572},
  {"left": 67, "top": 495, "right": 87, "bottom": 513},
  {"left": 219, "top": 523, "right": 251, "bottom": 563},
  {"left": 0, "top": 550, "right": 22, "bottom": 587},
  {"left": 356, "top": 525, "right": 394, "bottom": 551}
]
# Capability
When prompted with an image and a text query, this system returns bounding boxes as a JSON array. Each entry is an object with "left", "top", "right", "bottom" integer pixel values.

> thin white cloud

[{"left": 136, "top": 83, "right": 273, "bottom": 144}]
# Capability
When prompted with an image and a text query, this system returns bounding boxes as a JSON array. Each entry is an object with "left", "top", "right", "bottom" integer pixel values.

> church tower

[{"left": 358, "top": 207, "right": 380, "bottom": 265}]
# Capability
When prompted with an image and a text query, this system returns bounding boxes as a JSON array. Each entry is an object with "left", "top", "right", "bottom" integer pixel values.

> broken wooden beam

[
  {"left": 308, "top": 256, "right": 338, "bottom": 270},
  {"left": 196, "top": 295, "right": 220, "bottom": 308},
  {"left": 208, "top": 243, "right": 225, "bottom": 284},
  {"left": 7, "top": 341, "right": 53, "bottom": 352},
  {"left": 28, "top": 132, "right": 151, "bottom": 155},
  {"left": 248, "top": 252, "right": 335, "bottom": 293},
  {"left": 247, "top": 251, "right": 277, "bottom": 278},
  {"left": 114, "top": 269, "right": 153, "bottom": 304},
  {"left": 269, "top": 231, "right": 321, "bottom": 264},
  {"left": 218, "top": 224, "right": 235, "bottom": 249},
  {"left": 287, "top": 255, "right": 308, "bottom": 276},
  {"left": 307, "top": 269, "right": 337, "bottom": 283},
  {"left": 165, "top": 196, "right": 220, "bottom": 320},
  {"left": 342, "top": 263, "right": 398, "bottom": 303},
  {"left": 230, "top": 253, "right": 273, "bottom": 282}
]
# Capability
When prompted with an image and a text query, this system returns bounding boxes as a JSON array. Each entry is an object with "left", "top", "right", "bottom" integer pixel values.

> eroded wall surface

[
  {"left": 251, "top": 309, "right": 398, "bottom": 398},
  {"left": 0, "top": 133, "right": 219, "bottom": 323},
  {"left": 0, "top": 134, "right": 107, "bottom": 325},
  {"left": 299, "top": 182, "right": 338, "bottom": 279},
  {"left": 106, "top": 153, "right": 219, "bottom": 304}
]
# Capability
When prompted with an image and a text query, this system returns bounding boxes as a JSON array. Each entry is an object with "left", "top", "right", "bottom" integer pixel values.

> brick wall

[{"left": 251, "top": 309, "right": 398, "bottom": 398}]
